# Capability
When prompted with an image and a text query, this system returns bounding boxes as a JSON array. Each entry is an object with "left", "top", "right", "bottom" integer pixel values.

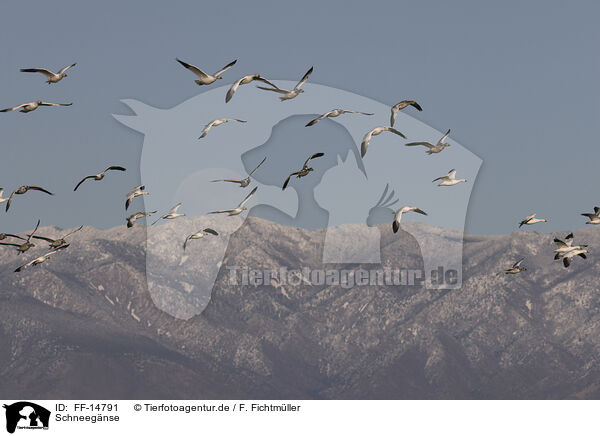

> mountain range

[{"left": 1, "top": 217, "right": 599, "bottom": 399}]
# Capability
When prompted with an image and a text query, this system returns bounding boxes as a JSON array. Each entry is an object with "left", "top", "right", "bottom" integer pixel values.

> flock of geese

[{"left": 1, "top": 58, "right": 597, "bottom": 277}]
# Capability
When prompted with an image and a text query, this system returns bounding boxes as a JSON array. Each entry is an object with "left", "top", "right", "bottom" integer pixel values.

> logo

[
  {"left": 3, "top": 402, "right": 50, "bottom": 434},
  {"left": 114, "top": 82, "right": 481, "bottom": 319}
]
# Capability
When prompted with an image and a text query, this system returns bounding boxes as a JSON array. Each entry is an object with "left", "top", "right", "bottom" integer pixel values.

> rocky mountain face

[{"left": 1, "top": 217, "right": 599, "bottom": 399}]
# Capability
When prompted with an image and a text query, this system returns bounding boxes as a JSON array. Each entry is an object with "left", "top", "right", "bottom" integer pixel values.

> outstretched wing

[
  {"left": 63, "top": 225, "right": 84, "bottom": 238},
  {"left": 390, "top": 107, "right": 399, "bottom": 127},
  {"left": 238, "top": 186, "right": 258, "bottom": 207},
  {"left": 553, "top": 238, "right": 568, "bottom": 249},
  {"left": 203, "top": 228, "right": 219, "bottom": 236},
  {"left": 169, "top": 203, "right": 182, "bottom": 214},
  {"left": 304, "top": 152, "right": 325, "bottom": 167},
  {"left": 386, "top": 127, "right": 406, "bottom": 138},
  {"left": 213, "top": 59, "right": 237, "bottom": 76},
  {"left": 105, "top": 165, "right": 127, "bottom": 173},
  {"left": 30, "top": 235, "right": 55, "bottom": 243},
  {"left": 249, "top": 157, "right": 267, "bottom": 176},
  {"left": 27, "top": 186, "right": 54, "bottom": 195},
  {"left": 226, "top": 77, "right": 244, "bottom": 103},
  {"left": 512, "top": 258, "right": 525, "bottom": 268},
  {"left": 74, "top": 175, "right": 94, "bottom": 191},
  {"left": 438, "top": 129, "right": 451, "bottom": 144},
  {"left": 0, "top": 103, "right": 28, "bottom": 112},
  {"left": 282, "top": 174, "right": 294, "bottom": 190},
  {"left": 176, "top": 58, "right": 209, "bottom": 79},
  {"left": 20, "top": 68, "right": 55, "bottom": 78},
  {"left": 58, "top": 63, "right": 77, "bottom": 74},
  {"left": 305, "top": 113, "right": 328, "bottom": 127},
  {"left": 256, "top": 85, "right": 289, "bottom": 94},
  {"left": 211, "top": 179, "right": 243, "bottom": 184},
  {"left": 360, "top": 131, "right": 374, "bottom": 157},
  {"left": 294, "top": 66, "right": 313, "bottom": 90},
  {"left": 405, "top": 141, "right": 434, "bottom": 149},
  {"left": 27, "top": 219, "right": 41, "bottom": 242},
  {"left": 39, "top": 101, "right": 72, "bottom": 107}
]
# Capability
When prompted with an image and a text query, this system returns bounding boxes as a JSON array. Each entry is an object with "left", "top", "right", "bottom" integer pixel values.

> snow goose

[
  {"left": 30, "top": 225, "right": 83, "bottom": 249},
  {"left": 14, "top": 244, "right": 69, "bottom": 273},
  {"left": 560, "top": 247, "right": 588, "bottom": 268},
  {"left": 282, "top": 153, "right": 324, "bottom": 190},
  {"left": 518, "top": 213, "right": 547, "bottom": 228},
  {"left": 198, "top": 118, "right": 246, "bottom": 139},
  {"left": 125, "top": 185, "right": 149, "bottom": 210},
  {"left": 405, "top": 129, "right": 451, "bottom": 155},
  {"left": 176, "top": 58, "right": 237, "bottom": 85},
  {"left": 306, "top": 109, "right": 373, "bottom": 127},
  {"left": 226, "top": 74, "right": 278, "bottom": 102},
  {"left": 20, "top": 63, "right": 76, "bottom": 83},
  {"left": 432, "top": 169, "right": 467, "bottom": 186},
  {"left": 5, "top": 186, "right": 53, "bottom": 212},
  {"left": 212, "top": 157, "right": 266, "bottom": 187},
  {"left": 74, "top": 166, "right": 126, "bottom": 191},
  {"left": 581, "top": 207, "right": 600, "bottom": 225},
  {"left": 0, "top": 219, "right": 40, "bottom": 254},
  {"left": 0, "top": 100, "right": 72, "bottom": 113},
  {"left": 183, "top": 228, "right": 219, "bottom": 251},
  {"left": 392, "top": 206, "right": 428, "bottom": 233},
  {"left": 360, "top": 126, "right": 406, "bottom": 157},
  {"left": 390, "top": 100, "right": 422, "bottom": 127},
  {"left": 256, "top": 66, "right": 313, "bottom": 101},
  {"left": 152, "top": 203, "right": 185, "bottom": 225},
  {"left": 501, "top": 258, "right": 527, "bottom": 275},
  {"left": 126, "top": 211, "right": 157, "bottom": 228},
  {"left": 209, "top": 186, "right": 258, "bottom": 216}
]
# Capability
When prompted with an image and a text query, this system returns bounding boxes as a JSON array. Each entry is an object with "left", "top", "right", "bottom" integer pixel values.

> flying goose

[
  {"left": 183, "top": 228, "right": 219, "bottom": 251},
  {"left": 390, "top": 100, "right": 423, "bottom": 127},
  {"left": 405, "top": 129, "right": 452, "bottom": 155},
  {"left": 0, "top": 219, "right": 40, "bottom": 254},
  {"left": 30, "top": 225, "right": 83, "bottom": 249},
  {"left": 0, "top": 100, "right": 72, "bottom": 113},
  {"left": 501, "top": 258, "right": 527, "bottom": 275},
  {"left": 305, "top": 109, "right": 374, "bottom": 127},
  {"left": 125, "top": 185, "right": 149, "bottom": 210},
  {"left": 282, "top": 153, "right": 325, "bottom": 190},
  {"left": 126, "top": 210, "right": 157, "bottom": 228},
  {"left": 553, "top": 233, "right": 587, "bottom": 258},
  {"left": 392, "top": 206, "right": 428, "bottom": 233},
  {"left": 211, "top": 157, "right": 266, "bottom": 187},
  {"left": 152, "top": 203, "right": 186, "bottom": 225},
  {"left": 5, "top": 186, "right": 53, "bottom": 212},
  {"left": 198, "top": 118, "right": 246, "bottom": 139},
  {"left": 518, "top": 213, "right": 547, "bottom": 228},
  {"left": 360, "top": 126, "right": 406, "bottom": 158},
  {"left": 209, "top": 186, "right": 258, "bottom": 216},
  {"left": 432, "top": 169, "right": 467, "bottom": 186},
  {"left": 74, "top": 166, "right": 126, "bottom": 191},
  {"left": 226, "top": 74, "right": 278, "bottom": 103},
  {"left": 176, "top": 58, "right": 237, "bottom": 85},
  {"left": 581, "top": 207, "right": 600, "bottom": 225},
  {"left": 560, "top": 247, "right": 588, "bottom": 268},
  {"left": 20, "top": 63, "right": 76, "bottom": 83},
  {"left": 256, "top": 66, "right": 313, "bottom": 101},
  {"left": 14, "top": 244, "right": 70, "bottom": 273}
]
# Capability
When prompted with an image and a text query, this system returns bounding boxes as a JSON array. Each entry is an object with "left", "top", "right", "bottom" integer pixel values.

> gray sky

[{"left": 1, "top": 0, "right": 598, "bottom": 235}]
